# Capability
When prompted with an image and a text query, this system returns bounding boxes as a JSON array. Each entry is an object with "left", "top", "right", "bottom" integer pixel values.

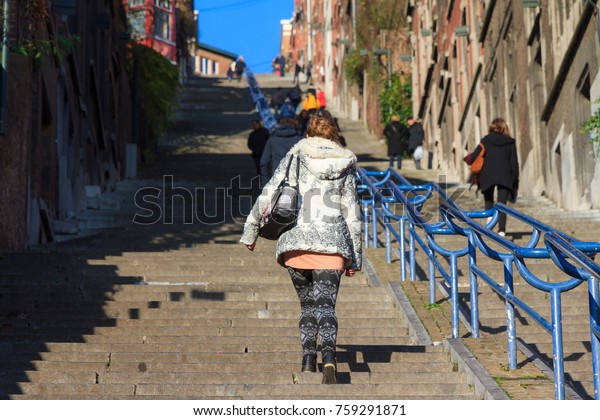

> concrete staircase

[
  {"left": 386, "top": 167, "right": 600, "bottom": 399},
  {"left": 0, "top": 208, "right": 478, "bottom": 399}
]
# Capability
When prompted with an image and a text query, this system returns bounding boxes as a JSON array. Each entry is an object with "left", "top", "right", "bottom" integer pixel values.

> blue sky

[{"left": 195, "top": 0, "right": 294, "bottom": 73}]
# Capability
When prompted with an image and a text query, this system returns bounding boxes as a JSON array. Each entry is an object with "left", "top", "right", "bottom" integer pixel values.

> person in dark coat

[
  {"left": 407, "top": 116, "right": 424, "bottom": 169},
  {"left": 247, "top": 119, "right": 270, "bottom": 175},
  {"left": 297, "top": 109, "right": 310, "bottom": 136},
  {"left": 467, "top": 117, "right": 519, "bottom": 237},
  {"left": 259, "top": 118, "right": 303, "bottom": 184},
  {"left": 278, "top": 55, "right": 286, "bottom": 77},
  {"left": 305, "top": 61, "right": 313, "bottom": 84},
  {"left": 235, "top": 56, "right": 246, "bottom": 81},
  {"left": 288, "top": 84, "right": 302, "bottom": 108},
  {"left": 270, "top": 87, "right": 287, "bottom": 113},
  {"left": 383, "top": 115, "right": 409, "bottom": 169},
  {"left": 293, "top": 62, "right": 302, "bottom": 84}
]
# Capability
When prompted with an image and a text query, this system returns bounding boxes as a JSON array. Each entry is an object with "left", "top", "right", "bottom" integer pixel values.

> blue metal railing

[
  {"left": 543, "top": 231, "right": 600, "bottom": 400},
  {"left": 438, "top": 201, "right": 600, "bottom": 399},
  {"left": 358, "top": 168, "right": 496, "bottom": 338},
  {"left": 358, "top": 166, "right": 600, "bottom": 399},
  {"left": 244, "top": 68, "right": 277, "bottom": 130}
]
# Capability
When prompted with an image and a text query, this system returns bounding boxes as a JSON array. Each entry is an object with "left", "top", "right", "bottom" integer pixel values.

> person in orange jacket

[{"left": 302, "top": 89, "right": 320, "bottom": 114}]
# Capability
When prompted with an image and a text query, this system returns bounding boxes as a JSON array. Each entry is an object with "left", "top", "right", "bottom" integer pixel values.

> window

[
  {"left": 155, "top": 0, "right": 171, "bottom": 9},
  {"left": 154, "top": 9, "right": 170, "bottom": 39},
  {"left": 128, "top": 9, "right": 146, "bottom": 37},
  {"left": 129, "top": 0, "right": 145, "bottom": 7}
]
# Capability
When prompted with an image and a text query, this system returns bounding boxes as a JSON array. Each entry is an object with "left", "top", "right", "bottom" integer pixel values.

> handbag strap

[
  {"left": 283, "top": 154, "right": 294, "bottom": 182},
  {"left": 294, "top": 154, "right": 300, "bottom": 187},
  {"left": 283, "top": 154, "right": 301, "bottom": 187}
]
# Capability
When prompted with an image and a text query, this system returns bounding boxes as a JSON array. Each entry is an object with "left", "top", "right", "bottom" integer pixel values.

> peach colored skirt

[{"left": 283, "top": 251, "right": 345, "bottom": 270}]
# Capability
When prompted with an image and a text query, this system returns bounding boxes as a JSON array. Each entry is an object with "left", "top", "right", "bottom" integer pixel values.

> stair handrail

[
  {"left": 543, "top": 231, "right": 600, "bottom": 400},
  {"left": 390, "top": 181, "right": 497, "bottom": 338},
  {"left": 243, "top": 68, "right": 277, "bottom": 130},
  {"left": 357, "top": 168, "right": 429, "bottom": 248},
  {"left": 440, "top": 201, "right": 600, "bottom": 399}
]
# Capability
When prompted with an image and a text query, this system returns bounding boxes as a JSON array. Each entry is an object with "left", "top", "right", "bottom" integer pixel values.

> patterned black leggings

[{"left": 287, "top": 268, "right": 343, "bottom": 358}]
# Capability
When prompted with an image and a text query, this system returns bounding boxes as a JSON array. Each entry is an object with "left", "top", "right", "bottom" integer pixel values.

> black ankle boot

[
  {"left": 301, "top": 354, "right": 317, "bottom": 372},
  {"left": 321, "top": 353, "right": 337, "bottom": 384}
]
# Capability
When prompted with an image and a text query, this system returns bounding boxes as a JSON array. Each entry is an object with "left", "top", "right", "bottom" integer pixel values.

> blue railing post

[
  {"left": 450, "top": 254, "right": 459, "bottom": 338},
  {"left": 371, "top": 201, "right": 378, "bottom": 248},
  {"left": 550, "top": 288, "right": 566, "bottom": 400},
  {"left": 399, "top": 218, "right": 407, "bottom": 281},
  {"left": 504, "top": 256, "right": 517, "bottom": 370},
  {"left": 384, "top": 203, "right": 392, "bottom": 263},
  {"left": 589, "top": 276, "right": 600, "bottom": 400},
  {"left": 468, "top": 231, "right": 480, "bottom": 338},
  {"left": 409, "top": 221, "right": 416, "bottom": 281},
  {"left": 428, "top": 250, "right": 436, "bottom": 304}
]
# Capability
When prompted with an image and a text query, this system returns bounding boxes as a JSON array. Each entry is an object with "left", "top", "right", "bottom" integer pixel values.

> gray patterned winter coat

[{"left": 240, "top": 136, "right": 362, "bottom": 271}]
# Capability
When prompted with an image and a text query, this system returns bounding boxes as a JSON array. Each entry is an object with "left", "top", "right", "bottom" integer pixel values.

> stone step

[
  {"left": 0, "top": 370, "right": 464, "bottom": 386},
  {"left": 0, "top": 307, "right": 402, "bottom": 320},
  {"left": 0, "top": 360, "right": 454, "bottom": 374},
  {"left": 0, "top": 325, "right": 407, "bottom": 339},
  {"left": 0, "top": 300, "right": 395, "bottom": 315},
  {"left": 3, "top": 342, "right": 430, "bottom": 354},
  {"left": 0, "top": 316, "right": 403, "bottom": 329},
  {"left": 0, "top": 348, "right": 447, "bottom": 364},
  {"left": 0, "top": 277, "right": 378, "bottom": 294},
  {"left": 8, "top": 382, "right": 475, "bottom": 398},
  {"left": 0, "top": 335, "right": 413, "bottom": 346}
]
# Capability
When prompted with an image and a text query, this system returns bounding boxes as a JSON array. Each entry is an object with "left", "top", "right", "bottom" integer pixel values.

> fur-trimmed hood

[{"left": 290, "top": 136, "right": 357, "bottom": 180}]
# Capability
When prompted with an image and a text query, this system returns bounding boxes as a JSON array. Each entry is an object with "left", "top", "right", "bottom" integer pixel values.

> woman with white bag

[{"left": 240, "top": 110, "right": 362, "bottom": 384}]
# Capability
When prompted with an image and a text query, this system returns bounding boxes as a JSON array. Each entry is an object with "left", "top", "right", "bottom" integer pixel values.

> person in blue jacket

[{"left": 259, "top": 109, "right": 303, "bottom": 184}]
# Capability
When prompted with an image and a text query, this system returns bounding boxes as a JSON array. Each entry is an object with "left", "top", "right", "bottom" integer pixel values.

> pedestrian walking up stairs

[
  {"left": 367, "top": 166, "right": 600, "bottom": 399},
  {"left": 0, "top": 183, "right": 481, "bottom": 400}
]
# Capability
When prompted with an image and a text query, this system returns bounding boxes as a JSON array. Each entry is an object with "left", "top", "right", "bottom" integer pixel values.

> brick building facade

[
  {"left": 124, "top": 0, "right": 178, "bottom": 63},
  {"left": 195, "top": 43, "right": 238, "bottom": 77},
  {"left": 409, "top": 0, "right": 600, "bottom": 210},
  {"left": 289, "top": 1, "right": 411, "bottom": 134},
  {"left": 290, "top": 1, "right": 600, "bottom": 210}
]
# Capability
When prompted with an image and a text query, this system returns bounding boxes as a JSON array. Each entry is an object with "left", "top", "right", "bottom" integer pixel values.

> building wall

[
  {"left": 409, "top": 0, "right": 600, "bottom": 210},
  {"left": 124, "top": 0, "right": 177, "bottom": 62},
  {"left": 0, "top": 55, "right": 32, "bottom": 250},
  {"left": 195, "top": 49, "right": 235, "bottom": 76},
  {"left": 0, "top": 0, "right": 133, "bottom": 251},
  {"left": 290, "top": 0, "right": 411, "bottom": 135}
]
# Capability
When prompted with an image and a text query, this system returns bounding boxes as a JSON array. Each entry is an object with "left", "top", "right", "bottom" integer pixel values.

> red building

[{"left": 124, "top": 0, "right": 177, "bottom": 62}]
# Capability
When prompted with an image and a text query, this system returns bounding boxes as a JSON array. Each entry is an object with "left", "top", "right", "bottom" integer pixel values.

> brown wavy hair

[
  {"left": 488, "top": 118, "right": 511, "bottom": 137},
  {"left": 305, "top": 110, "right": 341, "bottom": 144}
]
